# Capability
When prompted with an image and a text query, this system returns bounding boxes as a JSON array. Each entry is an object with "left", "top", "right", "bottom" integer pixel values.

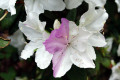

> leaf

[
  {"left": 66, "top": 9, "right": 77, "bottom": 21},
  {"left": 0, "top": 37, "right": 10, "bottom": 48},
  {"left": 0, "top": 68, "right": 16, "bottom": 80},
  {"left": 67, "top": 66, "right": 87, "bottom": 80},
  {"left": 101, "top": 58, "right": 111, "bottom": 68}
]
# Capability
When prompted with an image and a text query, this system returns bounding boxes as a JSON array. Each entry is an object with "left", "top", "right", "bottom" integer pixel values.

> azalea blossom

[
  {"left": 115, "top": 0, "right": 120, "bottom": 12},
  {"left": 109, "top": 62, "right": 120, "bottom": 80},
  {"left": 104, "top": 37, "right": 113, "bottom": 53},
  {"left": 0, "top": 0, "right": 16, "bottom": 15},
  {"left": 9, "top": 30, "right": 25, "bottom": 53},
  {"left": 79, "top": 2, "right": 108, "bottom": 47},
  {"left": 64, "top": 0, "right": 106, "bottom": 9},
  {"left": 117, "top": 44, "right": 120, "bottom": 56},
  {"left": 19, "top": 13, "right": 53, "bottom": 69},
  {"left": 44, "top": 18, "right": 96, "bottom": 77},
  {"left": 24, "top": 0, "right": 65, "bottom": 16}
]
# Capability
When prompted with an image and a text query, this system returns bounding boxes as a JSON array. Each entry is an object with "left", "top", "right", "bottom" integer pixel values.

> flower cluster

[{"left": 1, "top": 0, "right": 112, "bottom": 78}]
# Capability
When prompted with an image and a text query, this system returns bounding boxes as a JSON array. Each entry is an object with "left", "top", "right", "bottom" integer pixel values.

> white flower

[
  {"left": 64, "top": 0, "right": 107, "bottom": 9},
  {"left": 115, "top": 0, "right": 120, "bottom": 12},
  {"left": 9, "top": 30, "right": 25, "bottom": 53},
  {"left": 109, "top": 62, "right": 120, "bottom": 80},
  {"left": 104, "top": 37, "right": 113, "bottom": 53},
  {"left": 19, "top": 13, "right": 53, "bottom": 69},
  {"left": 0, "top": 0, "right": 17, "bottom": 15},
  {"left": 79, "top": 2, "right": 108, "bottom": 47},
  {"left": 24, "top": 0, "right": 65, "bottom": 16},
  {"left": 117, "top": 44, "right": 120, "bottom": 56}
]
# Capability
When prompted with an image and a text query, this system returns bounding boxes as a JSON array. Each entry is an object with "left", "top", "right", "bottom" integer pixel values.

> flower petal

[
  {"left": 19, "top": 21, "right": 43, "bottom": 42},
  {"left": 35, "top": 45, "right": 53, "bottom": 69},
  {"left": 44, "top": 18, "right": 69, "bottom": 54},
  {"left": 40, "top": 0, "right": 65, "bottom": 11},
  {"left": 115, "top": 0, "right": 120, "bottom": 12},
  {"left": 88, "top": 32, "right": 106, "bottom": 47},
  {"left": 24, "top": 0, "right": 44, "bottom": 15},
  {"left": 21, "top": 41, "right": 41, "bottom": 59},
  {"left": 79, "top": 3, "right": 108, "bottom": 32},
  {"left": 117, "top": 44, "right": 120, "bottom": 56},
  {"left": 52, "top": 48, "right": 72, "bottom": 77},
  {"left": 64, "top": 0, "right": 83, "bottom": 9},
  {"left": 70, "top": 46, "right": 95, "bottom": 68}
]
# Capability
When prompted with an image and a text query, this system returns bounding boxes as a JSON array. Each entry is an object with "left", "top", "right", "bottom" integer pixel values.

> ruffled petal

[
  {"left": 21, "top": 41, "right": 41, "bottom": 59},
  {"left": 79, "top": 2, "right": 108, "bottom": 32},
  {"left": 19, "top": 21, "right": 43, "bottom": 42},
  {"left": 88, "top": 32, "right": 106, "bottom": 47},
  {"left": 40, "top": 0, "right": 65, "bottom": 11},
  {"left": 52, "top": 48, "right": 72, "bottom": 77},
  {"left": 70, "top": 46, "right": 95, "bottom": 68},
  {"left": 64, "top": 0, "right": 83, "bottom": 9},
  {"left": 35, "top": 45, "right": 53, "bottom": 69}
]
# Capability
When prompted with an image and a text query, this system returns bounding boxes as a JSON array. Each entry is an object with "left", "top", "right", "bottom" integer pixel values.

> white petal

[
  {"left": 24, "top": 0, "right": 44, "bottom": 15},
  {"left": 115, "top": 0, "right": 120, "bottom": 12},
  {"left": 86, "top": 45, "right": 96, "bottom": 60},
  {"left": 19, "top": 21, "right": 42, "bottom": 42},
  {"left": 35, "top": 45, "right": 53, "bottom": 69},
  {"left": 88, "top": 32, "right": 106, "bottom": 47},
  {"left": 40, "top": 0, "right": 65, "bottom": 11},
  {"left": 117, "top": 44, "right": 120, "bottom": 56},
  {"left": 70, "top": 27, "right": 91, "bottom": 52},
  {"left": 53, "top": 48, "right": 72, "bottom": 77},
  {"left": 104, "top": 37, "right": 113, "bottom": 53},
  {"left": 70, "top": 46, "right": 95, "bottom": 68},
  {"left": 79, "top": 4, "right": 108, "bottom": 32},
  {"left": 85, "top": 0, "right": 107, "bottom": 7},
  {"left": 64, "top": 0, "right": 83, "bottom": 9},
  {"left": 9, "top": 30, "right": 25, "bottom": 52},
  {"left": 0, "top": 0, "right": 16, "bottom": 15},
  {"left": 69, "top": 21, "right": 79, "bottom": 42},
  {"left": 21, "top": 41, "right": 41, "bottom": 59}
]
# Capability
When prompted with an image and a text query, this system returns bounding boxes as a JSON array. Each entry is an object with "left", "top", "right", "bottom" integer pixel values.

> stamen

[{"left": 0, "top": 11, "right": 8, "bottom": 21}]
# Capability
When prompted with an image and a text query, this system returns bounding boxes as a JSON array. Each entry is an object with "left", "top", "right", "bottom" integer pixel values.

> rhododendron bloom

[
  {"left": 109, "top": 62, "right": 120, "bottom": 80},
  {"left": 44, "top": 18, "right": 96, "bottom": 77},
  {"left": 19, "top": 13, "right": 53, "bottom": 69},
  {"left": 0, "top": 0, "right": 16, "bottom": 15}
]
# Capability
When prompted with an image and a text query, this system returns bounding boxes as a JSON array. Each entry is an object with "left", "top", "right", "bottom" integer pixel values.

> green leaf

[
  {"left": 66, "top": 9, "right": 77, "bottom": 21},
  {"left": 0, "top": 37, "right": 10, "bottom": 48},
  {"left": 67, "top": 66, "right": 87, "bottom": 80},
  {"left": 101, "top": 58, "right": 111, "bottom": 68},
  {"left": 0, "top": 68, "right": 16, "bottom": 80}
]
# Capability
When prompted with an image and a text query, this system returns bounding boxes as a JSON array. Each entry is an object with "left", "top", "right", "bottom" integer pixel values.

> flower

[
  {"left": 109, "top": 62, "right": 120, "bottom": 80},
  {"left": 0, "top": 0, "right": 16, "bottom": 15},
  {"left": 79, "top": 2, "right": 108, "bottom": 47},
  {"left": 115, "top": 0, "right": 120, "bottom": 12},
  {"left": 104, "top": 37, "right": 113, "bottom": 53},
  {"left": 44, "top": 18, "right": 96, "bottom": 77},
  {"left": 117, "top": 44, "right": 120, "bottom": 56},
  {"left": 9, "top": 30, "right": 25, "bottom": 53},
  {"left": 24, "top": 0, "right": 65, "bottom": 16},
  {"left": 19, "top": 13, "right": 53, "bottom": 69}
]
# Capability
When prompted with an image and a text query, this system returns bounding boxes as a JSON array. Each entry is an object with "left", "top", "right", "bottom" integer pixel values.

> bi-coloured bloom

[
  {"left": 19, "top": 13, "right": 53, "bottom": 69},
  {"left": 109, "top": 62, "right": 120, "bottom": 80},
  {"left": 115, "top": 0, "right": 120, "bottom": 12},
  {"left": 0, "top": 0, "right": 16, "bottom": 15},
  {"left": 24, "top": 0, "right": 65, "bottom": 16},
  {"left": 44, "top": 18, "right": 96, "bottom": 77}
]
